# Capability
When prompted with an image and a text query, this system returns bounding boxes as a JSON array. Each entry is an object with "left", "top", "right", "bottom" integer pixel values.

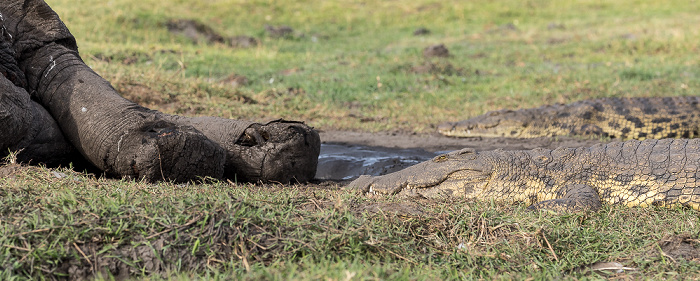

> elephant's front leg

[
  {"left": 1, "top": 0, "right": 226, "bottom": 182},
  {"left": 25, "top": 44, "right": 227, "bottom": 182}
]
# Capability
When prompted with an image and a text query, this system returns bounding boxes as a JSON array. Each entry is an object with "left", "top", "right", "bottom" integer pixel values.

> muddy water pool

[{"left": 315, "top": 143, "right": 447, "bottom": 181}]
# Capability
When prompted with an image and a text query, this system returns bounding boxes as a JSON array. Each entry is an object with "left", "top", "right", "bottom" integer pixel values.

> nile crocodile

[
  {"left": 438, "top": 96, "right": 700, "bottom": 140},
  {"left": 349, "top": 138, "right": 700, "bottom": 212}
]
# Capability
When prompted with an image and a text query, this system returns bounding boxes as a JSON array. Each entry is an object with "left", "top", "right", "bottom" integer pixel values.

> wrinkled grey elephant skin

[{"left": 0, "top": 0, "right": 320, "bottom": 183}]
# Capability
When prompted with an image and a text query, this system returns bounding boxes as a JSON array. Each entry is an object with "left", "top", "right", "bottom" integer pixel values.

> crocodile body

[
  {"left": 349, "top": 138, "right": 700, "bottom": 212},
  {"left": 438, "top": 97, "right": 700, "bottom": 140}
]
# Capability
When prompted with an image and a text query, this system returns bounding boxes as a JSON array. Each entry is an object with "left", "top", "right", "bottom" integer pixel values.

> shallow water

[{"left": 315, "top": 143, "right": 443, "bottom": 181}]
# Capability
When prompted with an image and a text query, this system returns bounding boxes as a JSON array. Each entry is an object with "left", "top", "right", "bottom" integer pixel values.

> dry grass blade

[
  {"left": 8, "top": 228, "right": 52, "bottom": 238},
  {"left": 589, "top": 262, "right": 636, "bottom": 272},
  {"left": 73, "top": 242, "right": 94, "bottom": 268},
  {"left": 3, "top": 244, "right": 30, "bottom": 251},
  {"left": 540, "top": 228, "right": 558, "bottom": 262}
]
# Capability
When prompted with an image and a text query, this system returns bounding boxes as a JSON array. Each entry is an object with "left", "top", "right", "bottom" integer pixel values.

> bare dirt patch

[
  {"left": 166, "top": 19, "right": 258, "bottom": 48},
  {"left": 657, "top": 233, "right": 700, "bottom": 262},
  {"left": 166, "top": 19, "right": 225, "bottom": 44},
  {"left": 0, "top": 163, "right": 31, "bottom": 179},
  {"left": 407, "top": 61, "right": 463, "bottom": 75},
  {"left": 413, "top": 27, "right": 431, "bottom": 36},
  {"left": 423, "top": 44, "right": 450, "bottom": 58},
  {"left": 264, "top": 25, "right": 294, "bottom": 38},
  {"left": 220, "top": 73, "right": 250, "bottom": 88}
]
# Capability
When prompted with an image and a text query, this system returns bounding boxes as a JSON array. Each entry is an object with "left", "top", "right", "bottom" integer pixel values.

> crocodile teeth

[{"left": 368, "top": 186, "right": 375, "bottom": 194}]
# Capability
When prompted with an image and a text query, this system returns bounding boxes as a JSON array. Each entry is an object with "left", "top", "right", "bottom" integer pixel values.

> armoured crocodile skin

[
  {"left": 349, "top": 138, "right": 700, "bottom": 212},
  {"left": 438, "top": 97, "right": 700, "bottom": 140}
]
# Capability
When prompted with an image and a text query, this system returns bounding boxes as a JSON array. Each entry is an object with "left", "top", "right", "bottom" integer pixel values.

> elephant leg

[
  {"left": 2, "top": 0, "right": 226, "bottom": 182},
  {"left": 23, "top": 43, "right": 227, "bottom": 182},
  {"left": 3, "top": 0, "right": 320, "bottom": 183}
]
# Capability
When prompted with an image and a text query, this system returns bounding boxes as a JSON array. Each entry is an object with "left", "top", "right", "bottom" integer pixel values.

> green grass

[
  {"left": 47, "top": 0, "right": 700, "bottom": 132},
  {"left": 2, "top": 165, "right": 700, "bottom": 280},
  {"left": 2, "top": 0, "right": 700, "bottom": 279}
]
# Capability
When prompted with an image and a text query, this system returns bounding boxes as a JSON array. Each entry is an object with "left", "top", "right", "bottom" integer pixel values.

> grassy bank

[
  {"left": 50, "top": 0, "right": 700, "bottom": 132},
  {"left": 2, "top": 0, "right": 700, "bottom": 279}
]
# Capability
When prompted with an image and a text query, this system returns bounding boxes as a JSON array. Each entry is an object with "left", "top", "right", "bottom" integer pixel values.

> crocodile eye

[
  {"left": 534, "top": 155, "right": 551, "bottom": 165},
  {"left": 433, "top": 155, "right": 449, "bottom": 162}
]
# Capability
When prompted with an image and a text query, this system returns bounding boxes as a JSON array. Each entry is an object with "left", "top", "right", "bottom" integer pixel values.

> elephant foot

[
  {"left": 109, "top": 120, "right": 225, "bottom": 182},
  {"left": 165, "top": 116, "right": 321, "bottom": 183},
  {"left": 227, "top": 120, "right": 320, "bottom": 183}
]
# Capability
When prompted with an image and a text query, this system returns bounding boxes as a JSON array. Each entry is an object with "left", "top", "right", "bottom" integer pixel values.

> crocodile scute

[
  {"left": 348, "top": 138, "right": 700, "bottom": 212},
  {"left": 438, "top": 96, "right": 700, "bottom": 140}
]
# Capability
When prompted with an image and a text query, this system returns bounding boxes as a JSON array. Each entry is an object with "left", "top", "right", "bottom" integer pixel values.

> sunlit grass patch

[{"left": 45, "top": 0, "right": 700, "bottom": 132}]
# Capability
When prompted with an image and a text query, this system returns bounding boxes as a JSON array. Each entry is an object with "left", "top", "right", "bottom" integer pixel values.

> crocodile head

[
  {"left": 438, "top": 109, "right": 530, "bottom": 138},
  {"left": 348, "top": 148, "right": 495, "bottom": 198}
]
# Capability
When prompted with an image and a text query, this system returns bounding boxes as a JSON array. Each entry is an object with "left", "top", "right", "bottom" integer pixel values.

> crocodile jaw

[
  {"left": 397, "top": 170, "right": 492, "bottom": 198},
  {"left": 349, "top": 148, "right": 494, "bottom": 198},
  {"left": 354, "top": 168, "right": 492, "bottom": 198}
]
